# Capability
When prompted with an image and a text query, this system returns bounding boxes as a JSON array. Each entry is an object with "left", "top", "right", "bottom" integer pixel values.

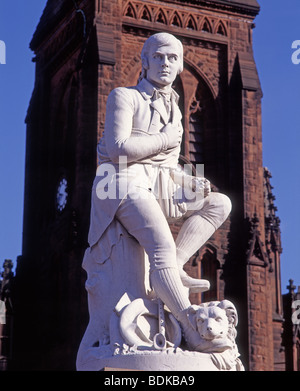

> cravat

[{"left": 159, "top": 91, "right": 171, "bottom": 115}]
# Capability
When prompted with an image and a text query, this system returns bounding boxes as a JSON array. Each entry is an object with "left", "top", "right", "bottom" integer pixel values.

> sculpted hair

[{"left": 139, "top": 32, "right": 184, "bottom": 81}]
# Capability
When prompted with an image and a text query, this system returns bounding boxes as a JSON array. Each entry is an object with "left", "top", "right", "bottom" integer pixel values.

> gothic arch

[
  {"left": 182, "top": 56, "right": 221, "bottom": 127},
  {"left": 177, "top": 59, "right": 222, "bottom": 187},
  {"left": 214, "top": 20, "right": 227, "bottom": 36},
  {"left": 123, "top": 54, "right": 142, "bottom": 86},
  {"left": 183, "top": 54, "right": 218, "bottom": 100},
  {"left": 170, "top": 11, "right": 182, "bottom": 28},
  {"left": 124, "top": 2, "right": 137, "bottom": 19},
  {"left": 201, "top": 17, "right": 212, "bottom": 33},
  {"left": 185, "top": 15, "right": 197, "bottom": 31},
  {"left": 154, "top": 8, "right": 167, "bottom": 25},
  {"left": 139, "top": 5, "right": 152, "bottom": 22}
]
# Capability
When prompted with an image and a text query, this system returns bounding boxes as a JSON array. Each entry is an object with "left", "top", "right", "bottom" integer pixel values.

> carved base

[
  {"left": 77, "top": 346, "right": 243, "bottom": 371},
  {"left": 78, "top": 225, "right": 244, "bottom": 372}
]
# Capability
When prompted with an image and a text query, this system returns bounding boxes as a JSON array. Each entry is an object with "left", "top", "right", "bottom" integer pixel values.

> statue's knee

[
  {"left": 209, "top": 192, "right": 232, "bottom": 220},
  {"left": 218, "top": 193, "right": 232, "bottom": 218}
]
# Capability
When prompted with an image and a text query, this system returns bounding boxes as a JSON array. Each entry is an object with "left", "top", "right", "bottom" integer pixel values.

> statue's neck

[{"left": 146, "top": 78, "right": 172, "bottom": 94}]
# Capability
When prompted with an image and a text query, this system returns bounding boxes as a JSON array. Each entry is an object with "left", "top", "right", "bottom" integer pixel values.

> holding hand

[
  {"left": 190, "top": 177, "right": 211, "bottom": 197},
  {"left": 161, "top": 123, "right": 182, "bottom": 149},
  {"left": 170, "top": 166, "right": 211, "bottom": 198}
]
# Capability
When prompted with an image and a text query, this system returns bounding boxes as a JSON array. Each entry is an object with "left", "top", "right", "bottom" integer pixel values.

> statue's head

[{"left": 140, "top": 32, "right": 184, "bottom": 87}]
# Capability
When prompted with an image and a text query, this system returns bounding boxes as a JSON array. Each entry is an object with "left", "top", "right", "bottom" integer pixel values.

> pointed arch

[
  {"left": 178, "top": 58, "right": 222, "bottom": 182},
  {"left": 185, "top": 15, "right": 197, "bottom": 31},
  {"left": 215, "top": 20, "right": 227, "bottom": 36},
  {"left": 123, "top": 54, "right": 143, "bottom": 86},
  {"left": 170, "top": 11, "right": 182, "bottom": 28},
  {"left": 201, "top": 17, "right": 212, "bottom": 33},
  {"left": 246, "top": 214, "right": 269, "bottom": 267},
  {"left": 140, "top": 5, "right": 151, "bottom": 22},
  {"left": 183, "top": 54, "right": 218, "bottom": 101},
  {"left": 124, "top": 2, "right": 136, "bottom": 18},
  {"left": 155, "top": 8, "right": 167, "bottom": 25}
]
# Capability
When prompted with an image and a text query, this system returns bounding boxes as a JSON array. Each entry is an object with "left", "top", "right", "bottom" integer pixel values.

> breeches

[{"left": 115, "top": 185, "right": 231, "bottom": 272}]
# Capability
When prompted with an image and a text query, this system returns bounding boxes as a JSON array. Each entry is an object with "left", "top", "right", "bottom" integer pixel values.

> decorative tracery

[
  {"left": 186, "top": 15, "right": 197, "bottom": 31},
  {"left": 201, "top": 18, "right": 212, "bottom": 33},
  {"left": 215, "top": 21, "right": 227, "bottom": 36},
  {"left": 140, "top": 5, "right": 151, "bottom": 21},
  {"left": 155, "top": 9, "right": 167, "bottom": 24},
  {"left": 171, "top": 12, "right": 182, "bottom": 28},
  {"left": 125, "top": 2, "right": 136, "bottom": 18},
  {"left": 123, "top": 1, "right": 228, "bottom": 37}
]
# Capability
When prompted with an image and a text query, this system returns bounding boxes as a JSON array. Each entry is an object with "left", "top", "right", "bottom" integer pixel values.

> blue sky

[
  {"left": 0, "top": 1, "right": 299, "bottom": 292},
  {"left": 253, "top": 0, "right": 300, "bottom": 292}
]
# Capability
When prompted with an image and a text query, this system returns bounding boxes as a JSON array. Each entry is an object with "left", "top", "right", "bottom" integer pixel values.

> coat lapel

[
  {"left": 171, "top": 96, "right": 182, "bottom": 125},
  {"left": 150, "top": 98, "right": 169, "bottom": 125}
]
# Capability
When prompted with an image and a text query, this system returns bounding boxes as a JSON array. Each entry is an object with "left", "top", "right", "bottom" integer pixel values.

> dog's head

[{"left": 187, "top": 300, "right": 238, "bottom": 353}]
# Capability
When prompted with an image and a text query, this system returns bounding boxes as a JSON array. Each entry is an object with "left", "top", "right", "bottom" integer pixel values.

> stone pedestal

[
  {"left": 78, "top": 348, "right": 243, "bottom": 371},
  {"left": 76, "top": 222, "right": 244, "bottom": 372}
]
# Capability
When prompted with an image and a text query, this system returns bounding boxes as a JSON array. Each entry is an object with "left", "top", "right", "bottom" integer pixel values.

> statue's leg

[
  {"left": 115, "top": 188, "right": 188, "bottom": 293},
  {"left": 116, "top": 189, "right": 232, "bottom": 350},
  {"left": 115, "top": 189, "right": 207, "bottom": 349},
  {"left": 175, "top": 192, "right": 232, "bottom": 291}
]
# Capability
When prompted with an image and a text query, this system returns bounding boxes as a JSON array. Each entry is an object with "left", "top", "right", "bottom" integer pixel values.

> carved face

[
  {"left": 195, "top": 306, "right": 229, "bottom": 341},
  {"left": 186, "top": 300, "right": 238, "bottom": 353},
  {"left": 145, "top": 42, "right": 181, "bottom": 88}
]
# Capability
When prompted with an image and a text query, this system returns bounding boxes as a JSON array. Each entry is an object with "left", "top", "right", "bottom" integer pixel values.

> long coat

[{"left": 88, "top": 78, "right": 184, "bottom": 249}]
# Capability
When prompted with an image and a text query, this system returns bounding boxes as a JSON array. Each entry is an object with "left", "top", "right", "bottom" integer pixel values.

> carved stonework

[
  {"left": 246, "top": 214, "right": 269, "bottom": 267},
  {"left": 122, "top": 0, "right": 228, "bottom": 36},
  {"left": 76, "top": 227, "right": 244, "bottom": 371},
  {"left": 264, "top": 168, "right": 282, "bottom": 256}
]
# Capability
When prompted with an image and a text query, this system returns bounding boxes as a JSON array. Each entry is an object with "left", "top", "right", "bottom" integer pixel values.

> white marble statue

[{"left": 76, "top": 32, "right": 243, "bottom": 371}]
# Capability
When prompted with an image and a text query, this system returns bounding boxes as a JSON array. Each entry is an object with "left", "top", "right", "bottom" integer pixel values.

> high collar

[{"left": 136, "top": 78, "right": 179, "bottom": 104}]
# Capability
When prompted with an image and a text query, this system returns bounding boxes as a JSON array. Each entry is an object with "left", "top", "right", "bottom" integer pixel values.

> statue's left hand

[{"left": 191, "top": 177, "right": 211, "bottom": 197}]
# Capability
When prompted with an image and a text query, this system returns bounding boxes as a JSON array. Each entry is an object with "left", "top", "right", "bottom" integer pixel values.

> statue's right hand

[{"left": 162, "top": 123, "right": 182, "bottom": 149}]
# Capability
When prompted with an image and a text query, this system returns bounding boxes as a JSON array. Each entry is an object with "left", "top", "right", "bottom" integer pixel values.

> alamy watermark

[
  {"left": 95, "top": 156, "right": 208, "bottom": 205},
  {"left": 0, "top": 40, "right": 6, "bottom": 64},
  {"left": 292, "top": 300, "right": 300, "bottom": 325},
  {"left": 291, "top": 40, "right": 300, "bottom": 65}
]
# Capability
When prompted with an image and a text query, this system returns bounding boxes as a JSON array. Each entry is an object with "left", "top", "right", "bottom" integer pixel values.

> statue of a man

[{"left": 87, "top": 32, "right": 231, "bottom": 351}]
